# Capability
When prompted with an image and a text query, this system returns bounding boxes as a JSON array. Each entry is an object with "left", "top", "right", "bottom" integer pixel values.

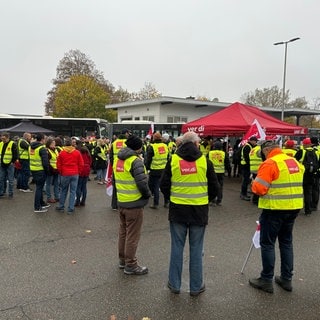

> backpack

[{"left": 302, "top": 149, "right": 319, "bottom": 174}]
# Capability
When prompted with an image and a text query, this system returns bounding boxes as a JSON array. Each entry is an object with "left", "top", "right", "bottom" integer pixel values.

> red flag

[
  {"left": 146, "top": 123, "right": 154, "bottom": 139},
  {"left": 241, "top": 119, "right": 266, "bottom": 146},
  {"left": 105, "top": 161, "right": 113, "bottom": 197}
]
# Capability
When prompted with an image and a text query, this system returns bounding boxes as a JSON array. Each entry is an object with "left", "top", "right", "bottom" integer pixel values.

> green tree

[
  {"left": 45, "top": 49, "right": 115, "bottom": 115},
  {"left": 54, "top": 75, "right": 116, "bottom": 121}
]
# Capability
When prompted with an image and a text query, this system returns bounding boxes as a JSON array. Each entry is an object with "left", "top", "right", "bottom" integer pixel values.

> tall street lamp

[{"left": 274, "top": 37, "right": 300, "bottom": 121}]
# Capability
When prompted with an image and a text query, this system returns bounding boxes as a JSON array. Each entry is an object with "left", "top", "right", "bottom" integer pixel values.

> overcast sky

[{"left": 1, "top": 0, "right": 319, "bottom": 115}]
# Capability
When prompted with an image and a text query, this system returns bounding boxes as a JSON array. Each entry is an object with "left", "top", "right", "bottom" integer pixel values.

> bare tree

[{"left": 241, "top": 86, "right": 290, "bottom": 108}]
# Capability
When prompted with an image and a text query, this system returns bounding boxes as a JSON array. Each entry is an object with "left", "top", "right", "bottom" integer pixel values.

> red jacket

[
  {"left": 79, "top": 151, "right": 92, "bottom": 177},
  {"left": 57, "top": 146, "right": 84, "bottom": 176}
]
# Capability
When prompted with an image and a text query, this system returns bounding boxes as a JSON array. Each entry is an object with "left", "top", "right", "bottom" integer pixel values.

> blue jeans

[
  {"left": 32, "top": 170, "right": 47, "bottom": 210},
  {"left": 259, "top": 210, "right": 298, "bottom": 281},
  {"left": 58, "top": 175, "right": 79, "bottom": 211},
  {"left": 45, "top": 174, "right": 59, "bottom": 200},
  {"left": 169, "top": 222, "right": 205, "bottom": 292},
  {"left": 96, "top": 168, "right": 106, "bottom": 182},
  {"left": 17, "top": 159, "right": 30, "bottom": 190},
  {"left": 148, "top": 174, "right": 161, "bottom": 206},
  {"left": 0, "top": 164, "right": 14, "bottom": 196},
  {"left": 76, "top": 176, "right": 88, "bottom": 204}
]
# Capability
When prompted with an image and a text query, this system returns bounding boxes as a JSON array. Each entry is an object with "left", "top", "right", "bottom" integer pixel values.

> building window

[
  {"left": 142, "top": 116, "right": 155, "bottom": 122},
  {"left": 134, "top": 116, "right": 140, "bottom": 120},
  {"left": 167, "top": 116, "right": 187, "bottom": 123}
]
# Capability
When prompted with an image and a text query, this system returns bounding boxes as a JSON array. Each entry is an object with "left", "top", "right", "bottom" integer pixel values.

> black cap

[
  {"left": 121, "top": 128, "right": 130, "bottom": 134},
  {"left": 125, "top": 135, "right": 142, "bottom": 150},
  {"left": 249, "top": 136, "right": 258, "bottom": 141}
]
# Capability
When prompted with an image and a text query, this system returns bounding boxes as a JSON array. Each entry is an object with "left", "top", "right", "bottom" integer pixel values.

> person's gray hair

[
  {"left": 182, "top": 131, "right": 201, "bottom": 144},
  {"left": 260, "top": 140, "right": 279, "bottom": 150}
]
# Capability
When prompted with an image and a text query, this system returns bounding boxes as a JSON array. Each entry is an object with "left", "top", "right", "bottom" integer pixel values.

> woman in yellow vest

[
  {"left": 160, "top": 131, "right": 220, "bottom": 296},
  {"left": 249, "top": 140, "right": 304, "bottom": 293},
  {"left": 45, "top": 137, "right": 60, "bottom": 203}
]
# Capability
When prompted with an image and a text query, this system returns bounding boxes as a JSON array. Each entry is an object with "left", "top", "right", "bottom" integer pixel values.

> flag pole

[{"left": 240, "top": 242, "right": 254, "bottom": 274}]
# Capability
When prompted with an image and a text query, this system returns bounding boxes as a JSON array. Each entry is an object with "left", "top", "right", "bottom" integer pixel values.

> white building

[{"left": 105, "top": 96, "right": 318, "bottom": 126}]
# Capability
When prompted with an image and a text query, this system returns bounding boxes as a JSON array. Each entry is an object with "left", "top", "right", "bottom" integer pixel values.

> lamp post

[{"left": 274, "top": 37, "right": 300, "bottom": 121}]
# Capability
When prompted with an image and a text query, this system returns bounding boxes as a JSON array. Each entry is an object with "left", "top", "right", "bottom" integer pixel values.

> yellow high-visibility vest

[
  {"left": 208, "top": 150, "right": 225, "bottom": 173},
  {"left": 257, "top": 153, "right": 304, "bottom": 210},
  {"left": 113, "top": 155, "right": 144, "bottom": 202},
  {"left": 0, "top": 141, "right": 14, "bottom": 164},
  {"left": 249, "top": 145, "right": 262, "bottom": 174},
  {"left": 150, "top": 143, "right": 169, "bottom": 170},
  {"left": 170, "top": 154, "right": 208, "bottom": 205},
  {"left": 29, "top": 145, "right": 45, "bottom": 171}
]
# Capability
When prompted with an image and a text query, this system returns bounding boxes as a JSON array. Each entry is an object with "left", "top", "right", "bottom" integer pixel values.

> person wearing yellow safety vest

[
  {"left": 160, "top": 131, "right": 220, "bottom": 296},
  {"left": 249, "top": 144, "right": 263, "bottom": 205},
  {"left": 45, "top": 137, "right": 60, "bottom": 203},
  {"left": 113, "top": 135, "right": 151, "bottom": 276},
  {"left": 208, "top": 141, "right": 231, "bottom": 206},
  {"left": 294, "top": 137, "right": 319, "bottom": 215},
  {"left": 282, "top": 140, "right": 297, "bottom": 158},
  {"left": 249, "top": 140, "right": 304, "bottom": 294},
  {"left": 145, "top": 132, "right": 169, "bottom": 209},
  {"left": 0, "top": 132, "right": 18, "bottom": 199},
  {"left": 94, "top": 138, "right": 108, "bottom": 185},
  {"left": 109, "top": 128, "right": 131, "bottom": 210},
  {"left": 240, "top": 136, "right": 258, "bottom": 201},
  {"left": 17, "top": 132, "right": 32, "bottom": 192},
  {"left": 199, "top": 137, "right": 211, "bottom": 157},
  {"left": 310, "top": 136, "right": 320, "bottom": 211},
  {"left": 29, "top": 133, "right": 50, "bottom": 213}
]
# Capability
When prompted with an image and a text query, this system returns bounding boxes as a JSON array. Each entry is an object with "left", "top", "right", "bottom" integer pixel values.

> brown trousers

[{"left": 118, "top": 207, "right": 144, "bottom": 267}]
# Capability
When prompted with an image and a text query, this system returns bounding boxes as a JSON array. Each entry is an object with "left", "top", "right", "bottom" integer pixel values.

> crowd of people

[{"left": 1, "top": 128, "right": 319, "bottom": 296}]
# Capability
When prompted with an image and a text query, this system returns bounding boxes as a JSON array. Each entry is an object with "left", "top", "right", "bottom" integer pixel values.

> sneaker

[
  {"left": 80, "top": 202, "right": 85, "bottom": 206},
  {"left": 249, "top": 277, "right": 273, "bottom": 293},
  {"left": 21, "top": 188, "right": 33, "bottom": 193},
  {"left": 47, "top": 199, "right": 56, "bottom": 203},
  {"left": 34, "top": 208, "right": 48, "bottom": 213},
  {"left": 167, "top": 281, "right": 180, "bottom": 294},
  {"left": 164, "top": 203, "right": 169, "bottom": 208},
  {"left": 41, "top": 204, "right": 51, "bottom": 209},
  {"left": 67, "top": 209, "right": 74, "bottom": 215},
  {"left": 119, "top": 261, "right": 125, "bottom": 269},
  {"left": 240, "top": 195, "right": 251, "bottom": 201},
  {"left": 190, "top": 284, "right": 206, "bottom": 297},
  {"left": 97, "top": 181, "right": 104, "bottom": 185},
  {"left": 124, "top": 265, "right": 148, "bottom": 275},
  {"left": 55, "top": 206, "right": 64, "bottom": 212},
  {"left": 275, "top": 276, "right": 292, "bottom": 292},
  {"left": 149, "top": 205, "right": 159, "bottom": 209}
]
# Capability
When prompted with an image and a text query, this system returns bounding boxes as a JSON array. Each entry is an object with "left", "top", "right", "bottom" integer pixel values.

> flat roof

[{"left": 105, "top": 96, "right": 320, "bottom": 118}]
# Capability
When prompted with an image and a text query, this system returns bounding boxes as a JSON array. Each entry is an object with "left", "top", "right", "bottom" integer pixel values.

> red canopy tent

[{"left": 181, "top": 102, "right": 307, "bottom": 136}]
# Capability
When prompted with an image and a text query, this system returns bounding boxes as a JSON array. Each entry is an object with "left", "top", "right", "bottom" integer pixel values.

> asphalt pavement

[{"left": 0, "top": 176, "right": 320, "bottom": 320}]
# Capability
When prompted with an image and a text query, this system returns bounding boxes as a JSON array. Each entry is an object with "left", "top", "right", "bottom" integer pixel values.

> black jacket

[{"left": 160, "top": 141, "right": 220, "bottom": 226}]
